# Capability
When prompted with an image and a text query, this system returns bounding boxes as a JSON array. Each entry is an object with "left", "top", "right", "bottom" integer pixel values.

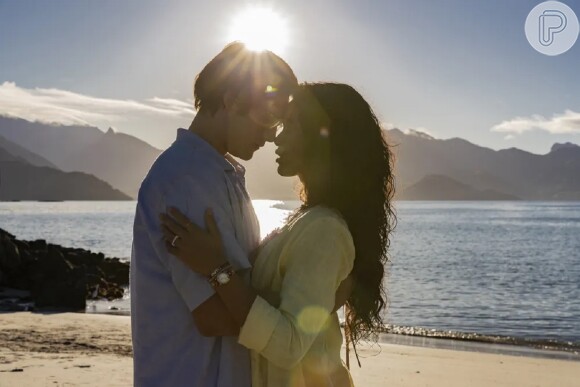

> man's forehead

[{"left": 255, "top": 69, "right": 293, "bottom": 89}]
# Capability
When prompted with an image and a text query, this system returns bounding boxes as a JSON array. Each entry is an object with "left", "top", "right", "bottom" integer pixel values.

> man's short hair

[{"left": 194, "top": 42, "right": 297, "bottom": 115}]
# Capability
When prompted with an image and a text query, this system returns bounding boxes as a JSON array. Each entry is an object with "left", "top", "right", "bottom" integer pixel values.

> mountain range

[
  {"left": 0, "top": 117, "right": 161, "bottom": 198},
  {"left": 1, "top": 115, "right": 579, "bottom": 201},
  {"left": 0, "top": 135, "right": 129, "bottom": 201},
  {"left": 388, "top": 129, "right": 580, "bottom": 200}
]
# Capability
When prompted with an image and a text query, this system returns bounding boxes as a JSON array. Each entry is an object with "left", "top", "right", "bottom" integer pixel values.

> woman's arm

[
  {"left": 161, "top": 209, "right": 354, "bottom": 368},
  {"left": 192, "top": 285, "right": 287, "bottom": 336},
  {"left": 192, "top": 294, "right": 240, "bottom": 336},
  {"left": 161, "top": 210, "right": 283, "bottom": 335},
  {"left": 194, "top": 273, "right": 350, "bottom": 336},
  {"left": 237, "top": 215, "right": 354, "bottom": 369}
]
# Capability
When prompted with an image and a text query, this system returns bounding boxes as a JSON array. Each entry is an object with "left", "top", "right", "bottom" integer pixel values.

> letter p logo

[
  {"left": 539, "top": 10, "right": 567, "bottom": 46},
  {"left": 526, "top": 1, "right": 579, "bottom": 56}
]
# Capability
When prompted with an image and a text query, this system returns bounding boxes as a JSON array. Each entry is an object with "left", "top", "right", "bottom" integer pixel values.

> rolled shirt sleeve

[{"left": 238, "top": 214, "right": 355, "bottom": 369}]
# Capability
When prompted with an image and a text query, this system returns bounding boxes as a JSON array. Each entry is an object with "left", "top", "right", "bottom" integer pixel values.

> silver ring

[{"left": 171, "top": 235, "right": 180, "bottom": 247}]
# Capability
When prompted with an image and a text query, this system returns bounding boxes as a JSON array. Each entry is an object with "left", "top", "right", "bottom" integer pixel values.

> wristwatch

[{"left": 208, "top": 263, "right": 234, "bottom": 288}]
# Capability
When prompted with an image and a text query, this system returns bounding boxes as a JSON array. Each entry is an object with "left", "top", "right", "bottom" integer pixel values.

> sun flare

[{"left": 227, "top": 6, "right": 289, "bottom": 54}]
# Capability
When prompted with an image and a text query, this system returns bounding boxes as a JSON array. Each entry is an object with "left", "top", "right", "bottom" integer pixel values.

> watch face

[{"left": 217, "top": 272, "right": 230, "bottom": 284}]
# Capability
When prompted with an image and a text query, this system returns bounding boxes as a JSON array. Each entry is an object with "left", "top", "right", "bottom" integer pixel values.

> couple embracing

[{"left": 130, "top": 42, "right": 396, "bottom": 387}]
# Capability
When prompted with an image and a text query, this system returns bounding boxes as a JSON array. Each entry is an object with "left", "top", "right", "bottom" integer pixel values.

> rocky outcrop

[{"left": 0, "top": 228, "right": 129, "bottom": 311}]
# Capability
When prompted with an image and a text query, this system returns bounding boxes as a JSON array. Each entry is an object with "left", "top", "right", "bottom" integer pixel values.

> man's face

[{"left": 225, "top": 82, "right": 291, "bottom": 161}]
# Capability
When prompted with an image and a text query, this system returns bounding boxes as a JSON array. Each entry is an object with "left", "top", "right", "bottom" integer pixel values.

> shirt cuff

[{"left": 238, "top": 296, "right": 279, "bottom": 352}]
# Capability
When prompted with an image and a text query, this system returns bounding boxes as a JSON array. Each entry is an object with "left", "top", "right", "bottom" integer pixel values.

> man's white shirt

[{"left": 131, "top": 129, "right": 259, "bottom": 387}]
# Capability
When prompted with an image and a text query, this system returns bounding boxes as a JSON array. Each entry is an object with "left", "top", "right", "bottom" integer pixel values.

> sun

[{"left": 227, "top": 6, "right": 289, "bottom": 54}]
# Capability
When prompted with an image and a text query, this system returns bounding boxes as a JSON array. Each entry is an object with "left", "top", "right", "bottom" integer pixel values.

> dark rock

[
  {"left": 34, "top": 271, "right": 86, "bottom": 310},
  {"left": 0, "top": 227, "right": 129, "bottom": 310},
  {"left": 0, "top": 229, "right": 15, "bottom": 240},
  {"left": 28, "top": 239, "right": 47, "bottom": 251},
  {"left": 0, "top": 298, "right": 34, "bottom": 311},
  {"left": 0, "top": 238, "right": 21, "bottom": 270},
  {"left": 101, "top": 258, "right": 130, "bottom": 286}
]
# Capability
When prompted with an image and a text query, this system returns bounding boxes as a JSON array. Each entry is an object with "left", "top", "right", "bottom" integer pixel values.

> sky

[{"left": 0, "top": 0, "right": 579, "bottom": 154}]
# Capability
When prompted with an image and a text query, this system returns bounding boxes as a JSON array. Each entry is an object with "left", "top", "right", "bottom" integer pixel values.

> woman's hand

[
  {"left": 160, "top": 208, "right": 227, "bottom": 276},
  {"left": 333, "top": 274, "right": 354, "bottom": 312}
]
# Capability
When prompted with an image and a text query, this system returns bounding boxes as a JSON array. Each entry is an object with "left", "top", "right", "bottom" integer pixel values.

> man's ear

[{"left": 222, "top": 89, "right": 238, "bottom": 112}]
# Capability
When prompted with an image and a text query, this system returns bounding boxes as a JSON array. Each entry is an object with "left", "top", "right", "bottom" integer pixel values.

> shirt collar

[
  {"left": 225, "top": 154, "right": 246, "bottom": 177},
  {"left": 175, "top": 128, "right": 235, "bottom": 172}
]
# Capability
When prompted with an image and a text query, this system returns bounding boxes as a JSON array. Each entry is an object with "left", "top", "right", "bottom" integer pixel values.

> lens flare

[{"left": 228, "top": 6, "right": 289, "bottom": 54}]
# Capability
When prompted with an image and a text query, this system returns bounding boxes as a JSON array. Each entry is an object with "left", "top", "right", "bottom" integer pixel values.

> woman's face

[{"left": 274, "top": 104, "right": 305, "bottom": 177}]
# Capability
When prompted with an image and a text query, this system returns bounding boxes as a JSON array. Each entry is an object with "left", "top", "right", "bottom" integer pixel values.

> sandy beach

[{"left": 0, "top": 312, "right": 578, "bottom": 387}]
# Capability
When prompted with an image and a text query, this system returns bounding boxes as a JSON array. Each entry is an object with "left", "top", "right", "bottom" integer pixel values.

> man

[{"left": 130, "top": 42, "right": 297, "bottom": 386}]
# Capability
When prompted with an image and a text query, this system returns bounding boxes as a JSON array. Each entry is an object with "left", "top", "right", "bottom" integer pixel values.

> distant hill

[
  {"left": 0, "top": 145, "right": 20, "bottom": 163},
  {"left": 387, "top": 129, "right": 580, "bottom": 200},
  {"left": 0, "top": 116, "right": 103, "bottom": 167},
  {"left": 0, "top": 117, "right": 161, "bottom": 198},
  {"left": 58, "top": 128, "right": 162, "bottom": 198},
  {"left": 0, "top": 134, "right": 56, "bottom": 168},
  {"left": 399, "top": 174, "right": 520, "bottom": 200},
  {"left": 0, "top": 146, "right": 130, "bottom": 201},
  {"left": 551, "top": 142, "right": 580, "bottom": 152}
]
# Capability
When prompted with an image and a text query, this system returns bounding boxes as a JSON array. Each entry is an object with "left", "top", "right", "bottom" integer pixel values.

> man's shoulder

[
  {"left": 139, "top": 144, "right": 226, "bottom": 197},
  {"left": 156, "top": 142, "right": 225, "bottom": 178}
]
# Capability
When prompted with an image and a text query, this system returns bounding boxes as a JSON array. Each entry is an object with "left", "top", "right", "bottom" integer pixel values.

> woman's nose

[
  {"left": 273, "top": 127, "right": 286, "bottom": 146},
  {"left": 263, "top": 126, "right": 277, "bottom": 143}
]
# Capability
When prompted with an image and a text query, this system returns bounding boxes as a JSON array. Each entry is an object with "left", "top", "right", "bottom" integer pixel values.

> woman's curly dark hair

[{"left": 290, "top": 82, "right": 396, "bottom": 344}]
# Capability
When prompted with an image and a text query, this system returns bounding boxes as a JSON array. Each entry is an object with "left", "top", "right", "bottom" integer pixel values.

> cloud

[
  {"left": 491, "top": 110, "right": 580, "bottom": 135},
  {"left": 405, "top": 127, "right": 433, "bottom": 137},
  {"left": 0, "top": 81, "right": 195, "bottom": 127}
]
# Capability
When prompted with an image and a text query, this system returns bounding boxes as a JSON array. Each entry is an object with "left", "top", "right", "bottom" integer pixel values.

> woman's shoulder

[
  {"left": 284, "top": 206, "right": 355, "bottom": 265},
  {"left": 288, "top": 206, "right": 350, "bottom": 236}
]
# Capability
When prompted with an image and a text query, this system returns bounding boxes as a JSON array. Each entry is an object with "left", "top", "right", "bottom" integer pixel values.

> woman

[{"left": 161, "top": 83, "right": 396, "bottom": 386}]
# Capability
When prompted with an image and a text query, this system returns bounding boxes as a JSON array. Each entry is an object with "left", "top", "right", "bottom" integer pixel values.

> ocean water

[{"left": 1, "top": 200, "right": 579, "bottom": 345}]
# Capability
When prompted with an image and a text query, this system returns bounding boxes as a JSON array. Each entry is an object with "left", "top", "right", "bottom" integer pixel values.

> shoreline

[
  {"left": 5, "top": 285, "right": 579, "bottom": 362},
  {"left": 83, "top": 307, "right": 580, "bottom": 361},
  {"left": 378, "top": 333, "right": 580, "bottom": 362},
  {"left": 1, "top": 312, "right": 579, "bottom": 387},
  {"left": 83, "top": 305, "right": 580, "bottom": 360},
  {"left": 379, "top": 324, "right": 580, "bottom": 358}
]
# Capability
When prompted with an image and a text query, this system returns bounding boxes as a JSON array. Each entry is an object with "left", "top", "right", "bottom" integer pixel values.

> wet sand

[{"left": 0, "top": 312, "right": 578, "bottom": 386}]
